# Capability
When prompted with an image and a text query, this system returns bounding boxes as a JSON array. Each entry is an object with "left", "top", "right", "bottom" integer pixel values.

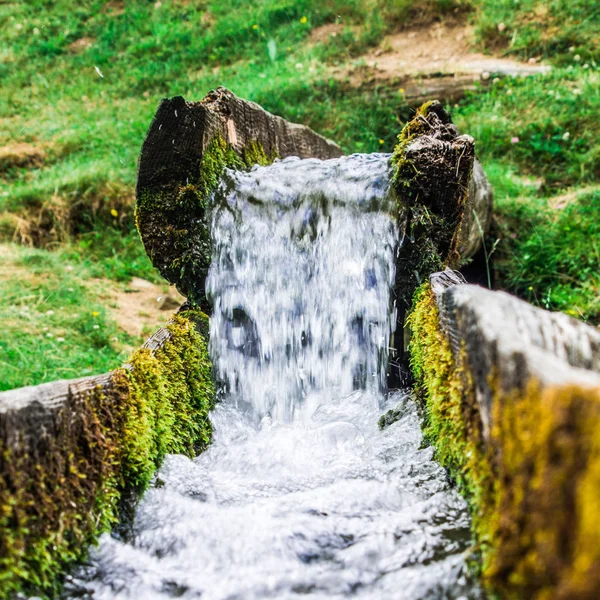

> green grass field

[{"left": 1, "top": 0, "right": 598, "bottom": 389}]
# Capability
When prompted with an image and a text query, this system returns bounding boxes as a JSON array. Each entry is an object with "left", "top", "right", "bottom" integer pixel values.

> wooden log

[
  {"left": 0, "top": 373, "right": 113, "bottom": 447},
  {"left": 430, "top": 270, "right": 600, "bottom": 437},
  {"left": 388, "top": 101, "right": 492, "bottom": 384},
  {"left": 136, "top": 87, "right": 343, "bottom": 308},
  {"left": 136, "top": 90, "right": 492, "bottom": 318},
  {"left": 456, "top": 157, "right": 493, "bottom": 258},
  {"left": 0, "top": 309, "right": 212, "bottom": 597},
  {"left": 417, "top": 271, "right": 600, "bottom": 598},
  {"left": 343, "top": 62, "right": 551, "bottom": 107}
]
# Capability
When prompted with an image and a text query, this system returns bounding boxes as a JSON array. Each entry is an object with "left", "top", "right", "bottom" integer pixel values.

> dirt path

[
  {"left": 320, "top": 21, "right": 550, "bottom": 103},
  {"left": 94, "top": 276, "right": 186, "bottom": 339}
]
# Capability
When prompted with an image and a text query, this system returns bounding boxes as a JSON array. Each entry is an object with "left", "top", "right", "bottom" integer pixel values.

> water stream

[{"left": 66, "top": 154, "right": 481, "bottom": 600}]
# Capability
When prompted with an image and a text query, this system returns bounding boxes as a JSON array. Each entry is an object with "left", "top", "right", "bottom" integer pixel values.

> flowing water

[{"left": 66, "top": 155, "right": 481, "bottom": 600}]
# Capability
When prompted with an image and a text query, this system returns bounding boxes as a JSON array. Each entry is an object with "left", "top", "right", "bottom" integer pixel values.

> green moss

[
  {"left": 407, "top": 284, "right": 495, "bottom": 541},
  {"left": 136, "top": 136, "right": 277, "bottom": 308},
  {"left": 0, "top": 385, "right": 122, "bottom": 599},
  {"left": 390, "top": 100, "right": 436, "bottom": 191},
  {"left": 389, "top": 102, "right": 474, "bottom": 317},
  {"left": 116, "top": 310, "right": 215, "bottom": 491},
  {"left": 242, "top": 139, "right": 274, "bottom": 167},
  {"left": 0, "top": 310, "right": 214, "bottom": 599},
  {"left": 408, "top": 283, "right": 600, "bottom": 598}
]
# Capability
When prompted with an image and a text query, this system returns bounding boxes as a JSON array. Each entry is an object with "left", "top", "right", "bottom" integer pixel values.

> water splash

[{"left": 66, "top": 154, "right": 481, "bottom": 600}]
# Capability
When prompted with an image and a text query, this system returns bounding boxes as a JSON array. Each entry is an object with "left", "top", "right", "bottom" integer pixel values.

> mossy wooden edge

[
  {"left": 135, "top": 87, "right": 343, "bottom": 310},
  {"left": 136, "top": 133, "right": 276, "bottom": 312},
  {"left": 390, "top": 101, "right": 476, "bottom": 313},
  {"left": 407, "top": 283, "right": 600, "bottom": 599},
  {"left": 0, "top": 309, "right": 214, "bottom": 599},
  {"left": 387, "top": 100, "right": 479, "bottom": 383}
]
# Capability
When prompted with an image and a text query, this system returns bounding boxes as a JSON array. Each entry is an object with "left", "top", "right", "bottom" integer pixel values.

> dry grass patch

[{"left": 0, "top": 143, "right": 45, "bottom": 172}]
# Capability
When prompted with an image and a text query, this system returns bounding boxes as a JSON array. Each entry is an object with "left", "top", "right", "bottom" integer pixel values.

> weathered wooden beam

[
  {"left": 0, "top": 309, "right": 213, "bottom": 598},
  {"left": 387, "top": 101, "right": 492, "bottom": 384},
  {"left": 430, "top": 270, "right": 600, "bottom": 437},
  {"left": 410, "top": 271, "right": 600, "bottom": 598}
]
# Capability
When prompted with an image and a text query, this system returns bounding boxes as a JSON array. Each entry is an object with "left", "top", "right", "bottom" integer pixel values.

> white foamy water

[{"left": 66, "top": 154, "right": 481, "bottom": 600}]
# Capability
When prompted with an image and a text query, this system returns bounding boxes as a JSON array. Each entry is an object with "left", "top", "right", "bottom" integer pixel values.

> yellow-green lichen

[
  {"left": 407, "top": 283, "right": 600, "bottom": 599},
  {"left": 0, "top": 309, "right": 214, "bottom": 599}
]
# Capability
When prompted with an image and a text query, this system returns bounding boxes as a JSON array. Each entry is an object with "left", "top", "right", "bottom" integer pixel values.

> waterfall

[
  {"left": 207, "top": 154, "right": 398, "bottom": 421},
  {"left": 66, "top": 155, "right": 481, "bottom": 600}
]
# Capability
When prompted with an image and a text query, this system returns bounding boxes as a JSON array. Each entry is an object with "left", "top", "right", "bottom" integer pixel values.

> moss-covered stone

[
  {"left": 378, "top": 404, "right": 405, "bottom": 430},
  {"left": 136, "top": 136, "right": 276, "bottom": 310},
  {"left": 407, "top": 283, "right": 600, "bottom": 599},
  {"left": 0, "top": 309, "right": 214, "bottom": 599}
]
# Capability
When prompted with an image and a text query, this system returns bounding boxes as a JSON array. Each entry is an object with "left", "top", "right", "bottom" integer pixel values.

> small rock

[
  {"left": 378, "top": 405, "right": 405, "bottom": 430},
  {"left": 156, "top": 295, "right": 182, "bottom": 311}
]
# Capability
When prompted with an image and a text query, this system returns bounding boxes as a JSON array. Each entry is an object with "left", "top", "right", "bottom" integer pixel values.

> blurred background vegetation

[{"left": 0, "top": 0, "right": 598, "bottom": 389}]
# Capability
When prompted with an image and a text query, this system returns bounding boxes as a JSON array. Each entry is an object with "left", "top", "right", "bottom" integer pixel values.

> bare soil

[
  {"left": 322, "top": 21, "right": 550, "bottom": 88},
  {"left": 93, "top": 276, "right": 186, "bottom": 339},
  {"left": 0, "top": 142, "right": 45, "bottom": 171}
]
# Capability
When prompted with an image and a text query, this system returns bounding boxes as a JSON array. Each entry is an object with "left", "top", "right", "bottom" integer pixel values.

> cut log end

[{"left": 135, "top": 87, "right": 343, "bottom": 306}]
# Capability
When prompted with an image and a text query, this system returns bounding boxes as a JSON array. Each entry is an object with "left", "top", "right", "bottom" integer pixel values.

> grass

[
  {"left": 0, "top": 243, "right": 131, "bottom": 390},
  {"left": 455, "top": 68, "right": 600, "bottom": 192},
  {"left": 490, "top": 187, "right": 600, "bottom": 321},
  {"left": 473, "top": 0, "right": 600, "bottom": 65},
  {"left": 0, "top": 231, "right": 162, "bottom": 391},
  {"left": 453, "top": 66, "right": 600, "bottom": 322},
  {"left": 1, "top": 0, "right": 599, "bottom": 389}
]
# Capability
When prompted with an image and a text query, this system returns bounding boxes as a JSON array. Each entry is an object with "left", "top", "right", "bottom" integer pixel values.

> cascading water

[
  {"left": 66, "top": 154, "right": 482, "bottom": 600},
  {"left": 209, "top": 154, "right": 397, "bottom": 421}
]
